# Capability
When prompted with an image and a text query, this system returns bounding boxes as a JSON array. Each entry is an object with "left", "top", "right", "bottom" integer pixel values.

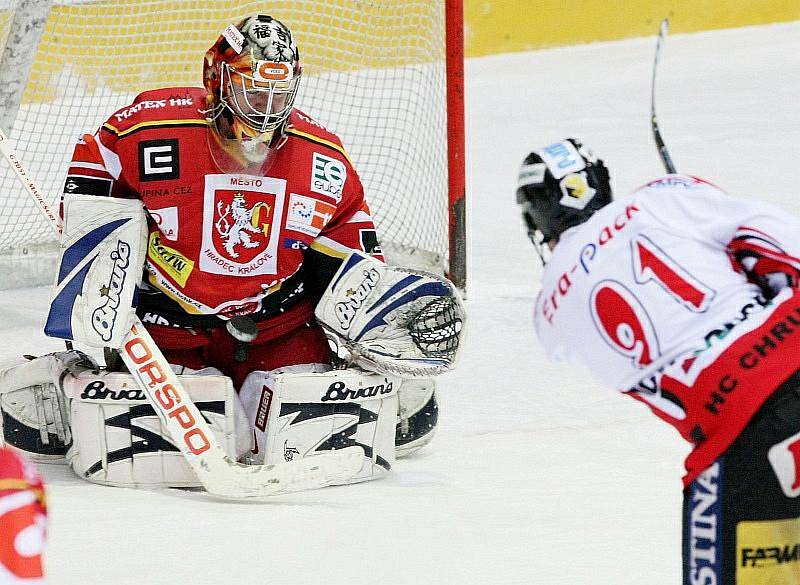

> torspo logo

[
  {"left": 123, "top": 324, "right": 211, "bottom": 456},
  {"left": 213, "top": 190, "right": 273, "bottom": 262}
]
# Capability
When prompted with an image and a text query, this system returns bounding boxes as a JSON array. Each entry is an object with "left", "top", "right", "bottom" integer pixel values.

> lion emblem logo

[{"left": 215, "top": 193, "right": 271, "bottom": 258}]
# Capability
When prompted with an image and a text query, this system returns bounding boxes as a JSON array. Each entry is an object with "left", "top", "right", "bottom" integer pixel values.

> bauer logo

[
  {"left": 139, "top": 139, "right": 180, "bottom": 182},
  {"left": 310, "top": 153, "right": 346, "bottom": 201},
  {"left": 255, "top": 386, "right": 273, "bottom": 431}
]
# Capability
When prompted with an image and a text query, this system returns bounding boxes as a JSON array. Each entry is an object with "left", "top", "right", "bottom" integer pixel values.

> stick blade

[{"left": 202, "top": 446, "right": 365, "bottom": 501}]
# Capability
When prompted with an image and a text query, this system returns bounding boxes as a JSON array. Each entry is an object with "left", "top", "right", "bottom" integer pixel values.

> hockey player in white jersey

[{"left": 517, "top": 138, "right": 800, "bottom": 584}]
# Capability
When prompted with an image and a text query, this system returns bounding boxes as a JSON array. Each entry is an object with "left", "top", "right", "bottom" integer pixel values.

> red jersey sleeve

[
  {"left": 312, "top": 164, "right": 385, "bottom": 262},
  {"left": 64, "top": 130, "right": 138, "bottom": 205},
  {"left": 0, "top": 448, "right": 46, "bottom": 583}
]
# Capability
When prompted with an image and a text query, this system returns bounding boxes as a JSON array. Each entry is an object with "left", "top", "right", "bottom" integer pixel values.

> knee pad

[
  {"left": 0, "top": 352, "right": 92, "bottom": 462},
  {"left": 63, "top": 369, "right": 249, "bottom": 488},
  {"left": 239, "top": 365, "right": 400, "bottom": 485}
]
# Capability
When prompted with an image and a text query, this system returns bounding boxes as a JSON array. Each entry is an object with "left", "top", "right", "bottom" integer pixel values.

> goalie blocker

[{"left": 45, "top": 194, "right": 147, "bottom": 349}]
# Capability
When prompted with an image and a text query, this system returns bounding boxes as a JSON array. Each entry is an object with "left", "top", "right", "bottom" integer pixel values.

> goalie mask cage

[{"left": 0, "top": 0, "right": 466, "bottom": 290}]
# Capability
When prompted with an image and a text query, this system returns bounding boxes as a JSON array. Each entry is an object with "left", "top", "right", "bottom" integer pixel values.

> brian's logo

[
  {"left": 321, "top": 379, "right": 394, "bottom": 402},
  {"left": 335, "top": 268, "right": 381, "bottom": 330},
  {"left": 214, "top": 191, "right": 272, "bottom": 261},
  {"left": 80, "top": 379, "right": 145, "bottom": 401},
  {"left": 92, "top": 240, "right": 130, "bottom": 342}
]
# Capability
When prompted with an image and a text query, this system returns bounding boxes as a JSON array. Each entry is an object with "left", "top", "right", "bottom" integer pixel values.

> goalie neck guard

[{"left": 516, "top": 138, "right": 612, "bottom": 261}]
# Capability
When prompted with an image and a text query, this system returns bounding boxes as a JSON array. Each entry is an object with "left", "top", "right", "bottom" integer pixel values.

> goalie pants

[
  {"left": 682, "top": 372, "right": 800, "bottom": 585},
  {"left": 144, "top": 301, "right": 331, "bottom": 389}
]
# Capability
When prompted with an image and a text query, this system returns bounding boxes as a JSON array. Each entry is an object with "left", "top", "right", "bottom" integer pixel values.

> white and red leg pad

[
  {"left": 239, "top": 365, "right": 400, "bottom": 485},
  {"left": 62, "top": 369, "right": 249, "bottom": 489}
]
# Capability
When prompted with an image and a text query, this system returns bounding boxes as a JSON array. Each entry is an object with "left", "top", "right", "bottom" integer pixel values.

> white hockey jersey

[{"left": 534, "top": 175, "right": 800, "bottom": 483}]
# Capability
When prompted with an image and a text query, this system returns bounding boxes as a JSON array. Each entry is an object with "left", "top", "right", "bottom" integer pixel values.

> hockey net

[{"left": 0, "top": 0, "right": 465, "bottom": 289}]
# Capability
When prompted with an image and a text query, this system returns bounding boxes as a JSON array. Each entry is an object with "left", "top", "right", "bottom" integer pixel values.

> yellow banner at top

[{"left": 465, "top": 0, "right": 800, "bottom": 57}]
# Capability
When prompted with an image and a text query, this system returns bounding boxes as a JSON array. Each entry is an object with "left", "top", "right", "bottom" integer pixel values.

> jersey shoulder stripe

[
  {"left": 285, "top": 127, "right": 353, "bottom": 166},
  {"left": 285, "top": 109, "right": 352, "bottom": 165},
  {"left": 102, "top": 118, "right": 210, "bottom": 138},
  {"left": 103, "top": 86, "right": 207, "bottom": 135}
]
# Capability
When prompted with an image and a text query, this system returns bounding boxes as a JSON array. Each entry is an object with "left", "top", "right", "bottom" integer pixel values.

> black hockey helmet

[{"left": 516, "top": 138, "right": 612, "bottom": 259}]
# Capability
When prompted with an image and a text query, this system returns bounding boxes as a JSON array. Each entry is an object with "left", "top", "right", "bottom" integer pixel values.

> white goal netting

[{"left": 0, "top": 0, "right": 455, "bottom": 287}]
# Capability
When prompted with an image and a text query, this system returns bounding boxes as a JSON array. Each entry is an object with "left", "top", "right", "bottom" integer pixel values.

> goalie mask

[
  {"left": 516, "top": 138, "right": 612, "bottom": 261},
  {"left": 203, "top": 15, "right": 301, "bottom": 169}
]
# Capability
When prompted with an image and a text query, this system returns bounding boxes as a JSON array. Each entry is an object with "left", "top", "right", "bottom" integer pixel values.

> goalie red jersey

[
  {"left": 64, "top": 87, "right": 382, "bottom": 331},
  {"left": 0, "top": 448, "right": 46, "bottom": 584}
]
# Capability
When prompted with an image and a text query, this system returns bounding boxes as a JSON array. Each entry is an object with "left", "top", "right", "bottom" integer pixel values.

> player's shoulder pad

[
  {"left": 285, "top": 108, "right": 353, "bottom": 166},
  {"left": 102, "top": 87, "right": 207, "bottom": 138},
  {"left": 635, "top": 173, "right": 728, "bottom": 196}
]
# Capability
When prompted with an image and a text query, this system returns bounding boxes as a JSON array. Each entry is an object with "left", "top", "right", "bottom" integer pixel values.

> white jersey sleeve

[{"left": 534, "top": 174, "right": 800, "bottom": 391}]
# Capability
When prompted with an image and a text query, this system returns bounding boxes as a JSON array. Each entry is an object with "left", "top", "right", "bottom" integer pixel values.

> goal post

[{"left": 0, "top": 0, "right": 466, "bottom": 290}]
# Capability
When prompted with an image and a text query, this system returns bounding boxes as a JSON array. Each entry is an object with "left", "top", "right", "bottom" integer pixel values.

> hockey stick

[
  {"left": 651, "top": 18, "right": 677, "bottom": 174},
  {"left": 0, "top": 128, "right": 363, "bottom": 500}
]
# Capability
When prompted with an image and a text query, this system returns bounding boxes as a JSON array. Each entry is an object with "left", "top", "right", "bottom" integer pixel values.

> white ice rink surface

[{"left": 1, "top": 21, "right": 799, "bottom": 584}]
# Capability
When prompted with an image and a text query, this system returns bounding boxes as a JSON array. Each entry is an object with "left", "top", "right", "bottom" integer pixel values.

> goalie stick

[
  {"left": 0, "top": 128, "right": 363, "bottom": 500},
  {"left": 651, "top": 18, "right": 677, "bottom": 174}
]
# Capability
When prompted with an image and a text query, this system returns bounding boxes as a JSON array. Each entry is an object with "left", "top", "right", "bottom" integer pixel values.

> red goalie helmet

[{"left": 203, "top": 15, "right": 302, "bottom": 166}]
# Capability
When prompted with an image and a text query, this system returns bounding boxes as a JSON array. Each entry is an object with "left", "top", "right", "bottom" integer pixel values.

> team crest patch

[
  {"left": 286, "top": 193, "right": 336, "bottom": 237},
  {"left": 201, "top": 175, "right": 286, "bottom": 276},
  {"left": 310, "top": 152, "right": 346, "bottom": 201}
]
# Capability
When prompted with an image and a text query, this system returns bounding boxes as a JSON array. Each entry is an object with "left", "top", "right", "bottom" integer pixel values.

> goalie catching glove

[{"left": 315, "top": 252, "right": 465, "bottom": 378}]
